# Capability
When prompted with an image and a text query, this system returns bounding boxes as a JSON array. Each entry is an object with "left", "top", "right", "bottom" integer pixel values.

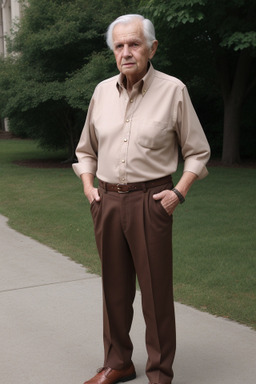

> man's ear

[{"left": 149, "top": 40, "right": 158, "bottom": 59}]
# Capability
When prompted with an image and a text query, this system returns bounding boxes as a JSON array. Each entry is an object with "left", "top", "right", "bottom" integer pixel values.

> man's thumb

[{"left": 153, "top": 192, "right": 163, "bottom": 201}]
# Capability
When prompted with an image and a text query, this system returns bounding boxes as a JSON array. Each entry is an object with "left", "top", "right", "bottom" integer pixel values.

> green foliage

[
  {"left": 221, "top": 32, "right": 256, "bottom": 51},
  {"left": 1, "top": 0, "right": 106, "bottom": 158},
  {"left": 145, "top": 0, "right": 206, "bottom": 27},
  {"left": 142, "top": 0, "right": 256, "bottom": 73},
  {"left": 0, "top": 0, "right": 137, "bottom": 159},
  {"left": 10, "top": 0, "right": 105, "bottom": 78},
  {"left": 141, "top": 0, "right": 256, "bottom": 163},
  {"left": 65, "top": 51, "right": 116, "bottom": 111},
  {"left": 144, "top": 0, "right": 256, "bottom": 48},
  {"left": 1, "top": 0, "right": 255, "bottom": 162}
]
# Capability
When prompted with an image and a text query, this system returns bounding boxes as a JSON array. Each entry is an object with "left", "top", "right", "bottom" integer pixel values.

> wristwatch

[{"left": 172, "top": 188, "right": 185, "bottom": 204}]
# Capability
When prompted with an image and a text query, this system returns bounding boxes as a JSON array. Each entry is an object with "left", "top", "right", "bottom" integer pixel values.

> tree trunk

[
  {"left": 216, "top": 49, "right": 252, "bottom": 164},
  {"left": 58, "top": 107, "right": 80, "bottom": 163},
  {"left": 222, "top": 98, "right": 241, "bottom": 164}
]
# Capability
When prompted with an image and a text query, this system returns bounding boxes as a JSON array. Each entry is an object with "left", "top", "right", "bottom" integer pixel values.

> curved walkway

[{"left": 0, "top": 214, "right": 255, "bottom": 384}]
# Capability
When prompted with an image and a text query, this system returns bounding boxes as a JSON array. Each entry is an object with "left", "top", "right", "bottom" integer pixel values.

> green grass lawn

[{"left": 1, "top": 139, "right": 256, "bottom": 329}]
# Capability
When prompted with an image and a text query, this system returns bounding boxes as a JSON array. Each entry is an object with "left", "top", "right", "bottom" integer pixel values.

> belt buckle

[{"left": 117, "top": 184, "right": 130, "bottom": 193}]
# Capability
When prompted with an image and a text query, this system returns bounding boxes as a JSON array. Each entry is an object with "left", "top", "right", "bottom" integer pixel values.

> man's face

[{"left": 112, "top": 20, "right": 158, "bottom": 88}]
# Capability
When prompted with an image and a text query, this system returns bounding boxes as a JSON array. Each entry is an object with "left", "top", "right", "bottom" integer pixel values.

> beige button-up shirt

[{"left": 73, "top": 63, "right": 210, "bottom": 183}]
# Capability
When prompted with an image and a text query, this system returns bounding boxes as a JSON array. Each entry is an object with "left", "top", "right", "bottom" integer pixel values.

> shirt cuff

[
  {"left": 72, "top": 162, "right": 97, "bottom": 178},
  {"left": 183, "top": 158, "right": 209, "bottom": 180}
]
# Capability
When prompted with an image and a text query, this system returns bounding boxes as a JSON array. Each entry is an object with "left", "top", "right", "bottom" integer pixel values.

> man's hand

[
  {"left": 85, "top": 186, "right": 100, "bottom": 204},
  {"left": 153, "top": 190, "right": 179, "bottom": 216},
  {"left": 81, "top": 173, "right": 101, "bottom": 204},
  {"left": 153, "top": 171, "right": 198, "bottom": 215}
]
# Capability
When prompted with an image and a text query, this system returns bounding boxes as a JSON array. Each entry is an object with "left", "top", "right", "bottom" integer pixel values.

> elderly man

[{"left": 73, "top": 14, "right": 210, "bottom": 384}]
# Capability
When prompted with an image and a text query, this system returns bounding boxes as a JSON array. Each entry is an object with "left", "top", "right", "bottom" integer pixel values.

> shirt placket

[{"left": 119, "top": 91, "right": 138, "bottom": 184}]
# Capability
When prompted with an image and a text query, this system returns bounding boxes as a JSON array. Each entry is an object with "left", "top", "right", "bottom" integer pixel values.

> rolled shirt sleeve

[
  {"left": 72, "top": 95, "right": 98, "bottom": 178},
  {"left": 176, "top": 86, "right": 210, "bottom": 180}
]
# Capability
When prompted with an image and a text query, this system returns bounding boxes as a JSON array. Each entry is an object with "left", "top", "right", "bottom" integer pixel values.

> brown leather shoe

[{"left": 83, "top": 364, "right": 136, "bottom": 384}]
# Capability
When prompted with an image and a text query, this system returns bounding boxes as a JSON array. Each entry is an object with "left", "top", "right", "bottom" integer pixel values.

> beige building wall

[
  {"left": 1, "top": 0, "right": 24, "bottom": 56},
  {"left": 0, "top": 0, "right": 24, "bottom": 130},
  {"left": 0, "top": 6, "right": 3, "bottom": 55}
]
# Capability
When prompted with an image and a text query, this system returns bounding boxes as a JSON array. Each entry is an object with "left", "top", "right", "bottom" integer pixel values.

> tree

[
  {"left": 0, "top": 0, "right": 137, "bottom": 160},
  {"left": 141, "top": 0, "right": 256, "bottom": 164}
]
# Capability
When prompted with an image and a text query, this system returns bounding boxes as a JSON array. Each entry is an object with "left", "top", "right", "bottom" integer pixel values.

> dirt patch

[
  {"left": 0, "top": 131, "right": 19, "bottom": 140},
  {"left": 1, "top": 130, "right": 73, "bottom": 168}
]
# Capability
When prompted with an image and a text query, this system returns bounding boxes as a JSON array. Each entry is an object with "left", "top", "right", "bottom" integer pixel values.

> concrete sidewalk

[{"left": 0, "top": 214, "right": 255, "bottom": 384}]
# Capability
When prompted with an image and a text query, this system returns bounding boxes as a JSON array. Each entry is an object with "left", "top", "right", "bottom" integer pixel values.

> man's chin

[{"left": 121, "top": 68, "right": 138, "bottom": 78}]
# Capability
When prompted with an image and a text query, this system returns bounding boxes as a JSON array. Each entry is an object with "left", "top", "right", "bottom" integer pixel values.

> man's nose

[{"left": 122, "top": 44, "right": 131, "bottom": 57}]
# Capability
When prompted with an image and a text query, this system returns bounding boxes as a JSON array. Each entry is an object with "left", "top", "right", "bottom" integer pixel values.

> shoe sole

[{"left": 119, "top": 373, "right": 137, "bottom": 383}]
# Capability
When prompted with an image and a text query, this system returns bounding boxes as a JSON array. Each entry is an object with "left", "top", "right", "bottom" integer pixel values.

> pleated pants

[{"left": 90, "top": 180, "right": 176, "bottom": 384}]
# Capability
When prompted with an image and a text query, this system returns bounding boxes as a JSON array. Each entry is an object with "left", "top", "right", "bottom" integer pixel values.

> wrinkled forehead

[{"left": 112, "top": 20, "right": 145, "bottom": 44}]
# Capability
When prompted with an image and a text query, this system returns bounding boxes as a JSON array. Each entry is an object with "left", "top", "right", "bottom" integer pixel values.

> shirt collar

[{"left": 116, "top": 62, "right": 155, "bottom": 97}]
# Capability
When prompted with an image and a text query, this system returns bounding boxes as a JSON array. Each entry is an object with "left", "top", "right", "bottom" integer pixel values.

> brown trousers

[{"left": 90, "top": 179, "right": 176, "bottom": 384}]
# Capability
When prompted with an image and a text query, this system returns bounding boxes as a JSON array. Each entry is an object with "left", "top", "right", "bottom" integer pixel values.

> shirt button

[
  {"left": 126, "top": 119, "right": 130, "bottom": 123},
  {"left": 130, "top": 99, "right": 134, "bottom": 103},
  {"left": 124, "top": 139, "right": 127, "bottom": 142},
  {"left": 121, "top": 159, "right": 125, "bottom": 163}
]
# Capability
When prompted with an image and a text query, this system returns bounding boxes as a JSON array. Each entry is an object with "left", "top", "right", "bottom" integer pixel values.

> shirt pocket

[{"left": 137, "top": 120, "right": 168, "bottom": 149}]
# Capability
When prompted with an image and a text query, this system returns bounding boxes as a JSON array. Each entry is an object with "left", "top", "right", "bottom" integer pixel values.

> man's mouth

[{"left": 122, "top": 62, "right": 135, "bottom": 67}]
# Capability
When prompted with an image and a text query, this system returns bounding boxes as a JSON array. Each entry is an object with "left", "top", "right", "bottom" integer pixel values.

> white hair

[{"left": 106, "top": 14, "right": 156, "bottom": 50}]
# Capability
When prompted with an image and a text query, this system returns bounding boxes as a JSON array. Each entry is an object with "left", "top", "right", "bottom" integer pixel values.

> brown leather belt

[{"left": 99, "top": 175, "right": 172, "bottom": 194}]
